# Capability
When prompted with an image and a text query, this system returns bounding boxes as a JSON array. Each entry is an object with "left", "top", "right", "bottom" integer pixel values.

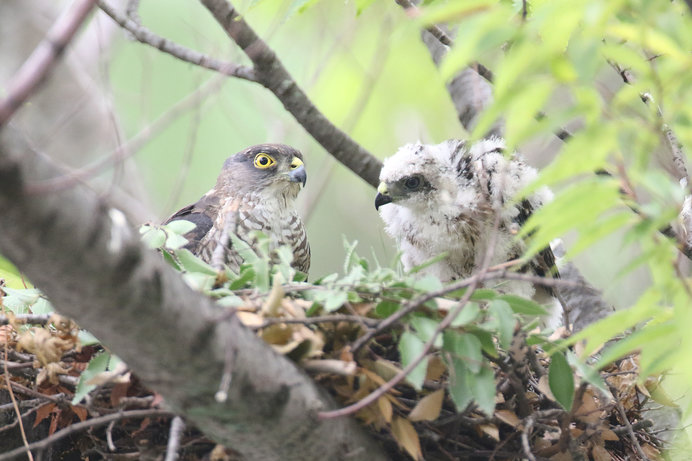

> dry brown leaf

[
  {"left": 72, "top": 405, "right": 87, "bottom": 422},
  {"left": 495, "top": 409, "right": 521, "bottom": 428},
  {"left": 574, "top": 388, "right": 604, "bottom": 425},
  {"left": 17, "top": 328, "right": 73, "bottom": 366},
  {"left": 260, "top": 324, "right": 293, "bottom": 344},
  {"left": 549, "top": 451, "right": 572, "bottom": 461},
  {"left": 537, "top": 375, "right": 555, "bottom": 401},
  {"left": 591, "top": 444, "right": 610, "bottom": 461},
  {"left": 377, "top": 396, "right": 393, "bottom": 423},
  {"left": 261, "top": 275, "right": 285, "bottom": 317},
  {"left": 600, "top": 426, "right": 619, "bottom": 442},
  {"left": 425, "top": 355, "right": 446, "bottom": 381},
  {"left": 641, "top": 443, "right": 662, "bottom": 460},
  {"left": 362, "top": 365, "right": 393, "bottom": 387},
  {"left": 372, "top": 359, "right": 401, "bottom": 382},
  {"left": 0, "top": 324, "right": 14, "bottom": 346},
  {"left": 37, "top": 362, "right": 69, "bottom": 386},
  {"left": 479, "top": 424, "right": 499, "bottom": 441},
  {"left": 236, "top": 311, "right": 263, "bottom": 327},
  {"left": 33, "top": 402, "right": 56, "bottom": 428},
  {"left": 409, "top": 389, "right": 444, "bottom": 422},
  {"left": 391, "top": 416, "right": 422, "bottom": 461}
]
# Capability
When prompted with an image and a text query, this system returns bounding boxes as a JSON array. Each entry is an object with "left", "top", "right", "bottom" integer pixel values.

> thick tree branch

[
  {"left": 0, "top": 127, "right": 387, "bottom": 461},
  {"left": 97, "top": 0, "right": 257, "bottom": 82},
  {"left": 198, "top": 0, "right": 383, "bottom": 187},
  {"left": 0, "top": 0, "right": 98, "bottom": 126}
]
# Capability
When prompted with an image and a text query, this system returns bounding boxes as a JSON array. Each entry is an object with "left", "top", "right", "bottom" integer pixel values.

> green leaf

[
  {"left": 72, "top": 352, "right": 112, "bottom": 404},
  {"left": 450, "top": 302, "right": 480, "bottom": 327},
  {"left": 412, "top": 275, "right": 444, "bottom": 293},
  {"left": 164, "top": 219, "right": 196, "bottom": 235},
  {"left": 174, "top": 249, "right": 217, "bottom": 275},
  {"left": 375, "top": 300, "right": 400, "bottom": 318},
  {"left": 411, "top": 316, "right": 442, "bottom": 347},
  {"left": 468, "top": 365, "right": 496, "bottom": 416},
  {"left": 497, "top": 295, "right": 548, "bottom": 316},
  {"left": 549, "top": 351, "right": 574, "bottom": 411},
  {"left": 447, "top": 357, "right": 473, "bottom": 412},
  {"left": 399, "top": 331, "right": 428, "bottom": 390},
  {"left": 443, "top": 331, "right": 483, "bottom": 373},
  {"left": 468, "top": 327, "right": 498, "bottom": 357},
  {"left": 487, "top": 300, "right": 515, "bottom": 349},
  {"left": 324, "top": 291, "right": 348, "bottom": 312},
  {"left": 140, "top": 226, "right": 167, "bottom": 249},
  {"left": 0, "top": 255, "right": 29, "bottom": 289}
]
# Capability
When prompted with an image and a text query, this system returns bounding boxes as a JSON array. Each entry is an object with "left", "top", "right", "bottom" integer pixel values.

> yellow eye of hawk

[{"left": 253, "top": 153, "right": 276, "bottom": 169}]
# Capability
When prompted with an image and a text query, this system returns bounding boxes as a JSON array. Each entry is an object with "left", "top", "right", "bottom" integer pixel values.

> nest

[{"left": 0, "top": 290, "right": 667, "bottom": 460}]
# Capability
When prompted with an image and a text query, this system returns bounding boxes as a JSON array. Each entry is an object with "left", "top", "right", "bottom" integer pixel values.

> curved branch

[
  {"left": 97, "top": 0, "right": 257, "bottom": 82},
  {"left": 199, "top": 0, "right": 383, "bottom": 187},
  {"left": 0, "top": 127, "right": 387, "bottom": 461},
  {"left": 0, "top": 0, "right": 98, "bottom": 126}
]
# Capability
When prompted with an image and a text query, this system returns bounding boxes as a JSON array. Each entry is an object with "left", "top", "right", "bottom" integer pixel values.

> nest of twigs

[{"left": 0, "top": 292, "right": 666, "bottom": 461}]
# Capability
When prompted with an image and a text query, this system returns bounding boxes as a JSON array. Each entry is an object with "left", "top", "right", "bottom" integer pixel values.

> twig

[
  {"left": 0, "top": 409, "right": 172, "bottom": 461},
  {"left": 0, "top": 0, "right": 98, "bottom": 126},
  {"left": 2, "top": 299, "right": 34, "bottom": 461},
  {"left": 199, "top": 0, "right": 383, "bottom": 187},
  {"left": 106, "top": 420, "right": 116, "bottom": 451},
  {"left": 164, "top": 416, "right": 186, "bottom": 461},
  {"left": 609, "top": 383, "right": 650, "bottom": 461},
  {"left": 0, "top": 314, "right": 51, "bottom": 326},
  {"left": 214, "top": 316, "right": 238, "bottom": 403},
  {"left": 521, "top": 415, "right": 538, "bottom": 461},
  {"left": 97, "top": 0, "right": 256, "bottom": 81}
]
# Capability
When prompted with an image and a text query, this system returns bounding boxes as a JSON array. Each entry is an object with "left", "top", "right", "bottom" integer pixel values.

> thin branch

[
  {"left": 199, "top": 0, "right": 383, "bottom": 187},
  {"left": 97, "top": 0, "right": 256, "bottom": 81},
  {"left": 0, "top": 0, "right": 98, "bottom": 126},
  {"left": 2, "top": 305, "right": 34, "bottom": 461},
  {"left": 164, "top": 416, "right": 186, "bottom": 461},
  {"left": 0, "top": 409, "right": 173, "bottom": 461},
  {"left": 0, "top": 314, "right": 51, "bottom": 326}
]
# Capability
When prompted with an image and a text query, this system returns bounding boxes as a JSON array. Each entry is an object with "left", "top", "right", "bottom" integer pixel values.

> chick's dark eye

[{"left": 404, "top": 176, "right": 422, "bottom": 190}]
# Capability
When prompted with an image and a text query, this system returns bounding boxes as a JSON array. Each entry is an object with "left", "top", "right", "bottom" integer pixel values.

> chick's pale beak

[
  {"left": 375, "top": 182, "right": 392, "bottom": 210},
  {"left": 288, "top": 157, "right": 307, "bottom": 187}
]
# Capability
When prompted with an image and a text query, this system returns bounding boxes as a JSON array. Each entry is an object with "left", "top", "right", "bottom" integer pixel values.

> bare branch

[
  {"left": 199, "top": 0, "right": 383, "bottom": 187},
  {"left": 97, "top": 0, "right": 256, "bottom": 82},
  {"left": 0, "top": 0, "right": 98, "bottom": 126}
]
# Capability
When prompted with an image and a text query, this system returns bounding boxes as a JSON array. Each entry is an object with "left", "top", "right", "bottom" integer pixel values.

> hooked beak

[
  {"left": 288, "top": 156, "right": 307, "bottom": 187},
  {"left": 375, "top": 182, "right": 392, "bottom": 210}
]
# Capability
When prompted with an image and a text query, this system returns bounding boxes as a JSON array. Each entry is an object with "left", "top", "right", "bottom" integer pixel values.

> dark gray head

[{"left": 217, "top": 144, "right": 307, "bottom": 197}]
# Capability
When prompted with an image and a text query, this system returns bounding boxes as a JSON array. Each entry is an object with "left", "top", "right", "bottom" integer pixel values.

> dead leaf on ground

[
  {"left": 409, "top": 389, "right": 444, "bottom": 422},
  {"left": 391, "top": 415, "right": 422, "bottom": 461}
]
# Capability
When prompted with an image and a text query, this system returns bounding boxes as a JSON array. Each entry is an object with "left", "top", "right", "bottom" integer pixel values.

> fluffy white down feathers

[{"left": 376, "top": 138, "right": 557, "bottom": 310}]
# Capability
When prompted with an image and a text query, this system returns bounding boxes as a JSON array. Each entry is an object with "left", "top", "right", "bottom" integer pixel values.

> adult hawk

[
  {"left": 165, "top": 144, "right": 310, "bottom": 275},
  {"left": 374, "top": 138, "right": 559, "bottom": 319}
]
